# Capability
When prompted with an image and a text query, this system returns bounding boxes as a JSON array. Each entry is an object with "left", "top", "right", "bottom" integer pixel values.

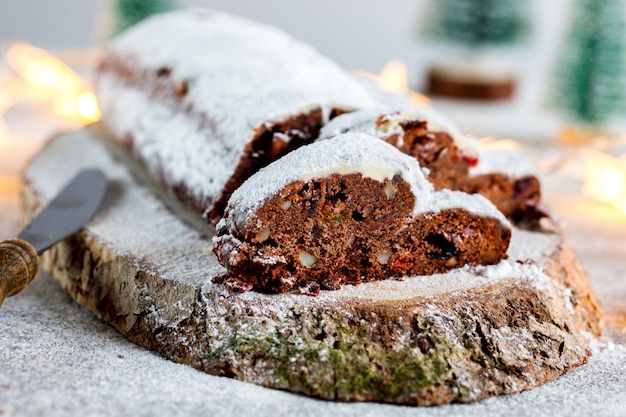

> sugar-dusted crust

[
  {"left": 319, "top": 106, "right": 476, "bottom": 191},
  {"left": 22, "top": 129, "right": 602, "bottom": 405},
  {"left": 213, "top": 134, "right": 511, "bottom": 294},
  {"left": 96, "top": 9, "right": 375, "bottom": 225},
  {"left": 320, "top": 108, "right": 546, "bottom": 226}
]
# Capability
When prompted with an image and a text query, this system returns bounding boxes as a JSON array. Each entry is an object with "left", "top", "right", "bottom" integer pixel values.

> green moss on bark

[{"left": 202, "top": 312, "right": 458, "bottom": 401}]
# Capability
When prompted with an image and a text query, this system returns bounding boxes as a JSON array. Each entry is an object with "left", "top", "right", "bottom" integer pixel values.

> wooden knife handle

[{"left": 0, "top": 238, "right": 39, "bottom": 308}]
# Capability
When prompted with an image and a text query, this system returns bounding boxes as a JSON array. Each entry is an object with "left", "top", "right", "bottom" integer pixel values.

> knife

[{"left": 0, "top": 169, "right": 108, "bottom": 308}]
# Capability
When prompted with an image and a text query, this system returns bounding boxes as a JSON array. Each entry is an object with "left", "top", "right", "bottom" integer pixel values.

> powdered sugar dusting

[
  {"left": 107, "top": 9, "right": 375, "bottom": 112},
  {"left": 96, "top": 9, "right": 376, "bottom": 218},
  {"left": 471, "top": 150, "right": 537, "bottom": 179},
  {"left": 319, "top": 106, "right": 476, "bottom": 151},
  {"left": 28, "top": 129, "right": 553, "bottom": 304},
  {"left": 26, "top": 130, "right": 223, "bottom": 288},
  {"left": 97, "top": 76, "right": 237, "bottom": 214},
  {"left": 223, "top": 133, "right": 508, "bottom": 234}
]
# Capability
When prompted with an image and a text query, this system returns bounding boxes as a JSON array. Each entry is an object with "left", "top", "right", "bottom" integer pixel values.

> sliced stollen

[
  {"left": 96, "top": 9, "right": 376, "bottom": 225},
  {"left": 319, "top": 106, "right": 477, "bottom": 190},
  {"left": 463, "top": 149, "right": 547, "bottom": 226},
  {"left": 319, "top": 107, "right": 546, "bottom": 226},
  {"left": 23, "top": 128, "right": 602, "bottom": 406},
  {"left": 213, "top": 133, "right": 512, "bottom": 294}
]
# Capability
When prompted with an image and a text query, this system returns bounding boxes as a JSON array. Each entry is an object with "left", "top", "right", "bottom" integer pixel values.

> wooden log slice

[{"left": 21, "top": 128, "right": 602, "bottom": 405}]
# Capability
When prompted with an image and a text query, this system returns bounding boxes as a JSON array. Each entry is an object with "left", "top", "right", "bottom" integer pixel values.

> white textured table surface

[{"left": 1, "top": 153, "right": 625, "bottom": 417}]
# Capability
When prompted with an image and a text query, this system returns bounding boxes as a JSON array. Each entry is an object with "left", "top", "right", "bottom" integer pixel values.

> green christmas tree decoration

[
  {"left": 425, "top": 0, "right": 530, "bottom": 48},
  {"left": 114, "top": 0, "right": 179, "bottom": 35},
  {"left": 421, "top": 0, "right": 530, "bottom": 100},
  {"left": 554, "top": 0, "right": 626, "bottom": 126}
]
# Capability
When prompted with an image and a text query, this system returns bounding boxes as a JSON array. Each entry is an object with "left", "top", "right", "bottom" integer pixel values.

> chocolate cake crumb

[
  {"left": 461, "top": 173, "right": 543, "bottom": 225},
  {"left": 379, "top": 116, "right": 469, "bottom": 190},
  {"left": 209, "top": 108, "right": 325, "bottom": 223},
  {"left": 213, "top": 134, "right": 511, "bottom": 294},
  {"left": 320, "top": 108, "right": 547, "bottom": 227},
  {"left": 215, "top": 173, "right": 510, "bottom": 294}
]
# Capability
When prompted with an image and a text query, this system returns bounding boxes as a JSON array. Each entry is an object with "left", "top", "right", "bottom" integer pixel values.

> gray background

[
  {"left": 0, "top": 0, "right": 577, "bottom": 140},
  {"left": 0, "top": 0, "right": 568, "bottom": 75}
]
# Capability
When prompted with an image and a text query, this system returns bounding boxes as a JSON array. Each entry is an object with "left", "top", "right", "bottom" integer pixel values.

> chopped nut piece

[
  {"left": 363, "top": 207, "right": 373, "bottom": 218},
  {"left": 256, "top": 228, "right": 270, "bottom": 242},
  {"left": 395, "top": 225, "right": 408, "bottom": 235},
  {"left": 280, "top": 200, "right": 292, "bottom": 210},
  {"left": 446, "top": 257, "right": 458, "bottom": 267},
  {"left": 346, "top": 236, "right": 355, "bottom": 247},
  {"left": 376, "top": 252, "right": 392, "bottom": 265},
  {"left": 298, "top": 250, "right": 317, "bottom": 267},
  {"left": 384, "top": 183, "right": 396, "bottom": 199}
]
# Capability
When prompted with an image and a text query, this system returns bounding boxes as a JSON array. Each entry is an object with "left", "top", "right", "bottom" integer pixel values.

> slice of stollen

[
  {"left": 319, "top": 106, "right": 475, "bottom": 191},
  {"left": 22, "top": 128, "right": 602, "bottom": 406},
  {"left": 213, "top": 133, "right": 511, "bottom": 294},
  {"left": 463, "top": 149, "right": 548, "bottom": 226},
  {"left": 319, "top": 107, "right": 546, "bottom": 226}
]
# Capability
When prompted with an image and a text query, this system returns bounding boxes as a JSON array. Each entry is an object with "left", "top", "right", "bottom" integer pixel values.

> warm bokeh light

[
  {"left": 477, "top": 137, "right": 523, "bottom": 151},
  {"left": 4, "top": 42, "right": 100, "bottom": 123},
  {"left": 77, "top": 91, "right": 101, "bottom": 122},
  {"left": 6, "top": 42, "right": 84, "bottom": 94},
  {"left": 582, "top": 150, "right": 626, "bottom": 216},
  {"left": 51, "top": 92, "right": 101, "bottom": 123},
  {"left": 377, "top": 60, "right": 410, "bottom": 94},
  {"left": 52, "top": 95, "right": 79, "bottom": 119},
  {"left": 0, "top": 174, "right": 21, "bottom": 195},
  {"left": 356, "top": 60, "right": 431, "bottom": 106},
  {"left": 558, "top": 125, "right": 610, "bottom": 146}
]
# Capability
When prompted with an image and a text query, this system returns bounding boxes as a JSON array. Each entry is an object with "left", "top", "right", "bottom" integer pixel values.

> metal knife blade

[
  {"left": 19, "top": 169, "right": 108, "bottom": 254},
  {"left": 0, "top": 169, "right": 108, "bottom": 308}
]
